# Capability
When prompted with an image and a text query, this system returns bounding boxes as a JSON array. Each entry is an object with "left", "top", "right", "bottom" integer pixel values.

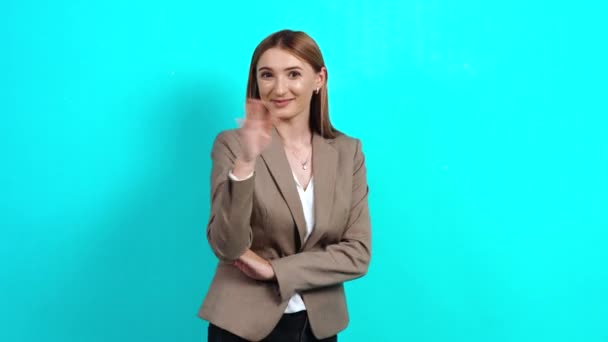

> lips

[{"left": 272, "top": 98, "right": 294, "bottom": 108}]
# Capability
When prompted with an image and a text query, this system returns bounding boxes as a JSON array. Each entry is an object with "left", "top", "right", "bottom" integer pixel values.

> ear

[{"left": 315, "top": 66, "right": 327, "bottom": 90}]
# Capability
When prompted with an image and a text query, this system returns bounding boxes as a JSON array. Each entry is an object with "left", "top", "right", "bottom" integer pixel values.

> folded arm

[{"left": 269, "top": 139, "right": 372, "bottom": 301}]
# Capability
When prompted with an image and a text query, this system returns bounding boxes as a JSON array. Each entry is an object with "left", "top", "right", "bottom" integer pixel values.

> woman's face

[{"left": 256, "top": 48, "right": 325, "bottom": 121}]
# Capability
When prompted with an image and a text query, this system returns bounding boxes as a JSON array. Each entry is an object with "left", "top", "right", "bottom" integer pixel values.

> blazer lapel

[
  {"left": 261, "top": 127, "right": 308, "bottom": 247},
  {"left": 302, "top": 132, "right": 338, "bottom": 250}
]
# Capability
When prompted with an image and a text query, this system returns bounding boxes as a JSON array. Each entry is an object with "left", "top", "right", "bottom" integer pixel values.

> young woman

[{"left": 198, "top": 29, "right": 371, "bottom": 342}]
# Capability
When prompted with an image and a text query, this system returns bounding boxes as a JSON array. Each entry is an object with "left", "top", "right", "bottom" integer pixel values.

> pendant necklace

[
  {"left": 289, "top": 147, "right": 311, "bottom": 171},
  {"left": 297, "top": 148, "right": 311, "bottom": 170},
  {"left": 301, "top": 151, "right": 310, "bottom": 170}
]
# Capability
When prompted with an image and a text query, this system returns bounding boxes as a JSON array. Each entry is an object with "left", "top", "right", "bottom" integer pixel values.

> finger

[
  {"left": 245, "top": 118, "right": 264, "bottom": 129},
  {"left": 240, "top": 249, "right": 254, "bottom": 259},
  {"left": 246, "top": 98, "right": 266, "bottom": 120},
  {"left": 234, "top": 261, "right": 246, "bottom": 272},
  {"left": 259, "top": 99, "right": 270, "bottom": 112},
  {"left": 263, "top": 114, "right": 273, "bottom": 130},
  {"left": 261, "top": 132, "right": 271, "bottom": 142}
]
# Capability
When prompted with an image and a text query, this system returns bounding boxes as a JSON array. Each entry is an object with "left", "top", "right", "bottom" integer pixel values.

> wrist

[{"left": 233, "top": 157, "right": 256, "bottom": 179}]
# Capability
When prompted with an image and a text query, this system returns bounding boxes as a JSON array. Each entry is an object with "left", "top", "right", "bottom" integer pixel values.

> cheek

[
  {"left": 257, "top": 82, "right": 272, "bottom": 99},
  {"left": 290, "top": 80, "right": 313, "bottom": 96}
]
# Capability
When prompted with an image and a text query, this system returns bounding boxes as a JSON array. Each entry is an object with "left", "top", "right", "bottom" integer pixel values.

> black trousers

[{"left": 208, "top": 311, "right": 338, "bottom": 342}]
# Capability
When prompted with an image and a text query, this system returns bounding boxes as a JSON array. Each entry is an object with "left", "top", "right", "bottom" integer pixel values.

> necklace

[
  {"left": 287, "top": 146, "right": 311, "bottom": 170},
  {"left": 300, "top": 151, "right": 310, "bottom": 170}
]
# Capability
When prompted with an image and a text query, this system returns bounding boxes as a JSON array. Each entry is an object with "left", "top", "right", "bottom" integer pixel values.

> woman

[{"left": 198, "top": 29, "right": 371, "bottom": 342}]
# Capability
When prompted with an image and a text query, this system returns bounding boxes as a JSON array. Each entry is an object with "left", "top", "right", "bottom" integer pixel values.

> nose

[{"left": 273, "top": 76, "right": 287, "bottom": 96}]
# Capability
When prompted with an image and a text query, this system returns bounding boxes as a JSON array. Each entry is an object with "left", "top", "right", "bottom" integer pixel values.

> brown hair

[{"left": 246, "top": 29, "right": 337, "bottom": 139}]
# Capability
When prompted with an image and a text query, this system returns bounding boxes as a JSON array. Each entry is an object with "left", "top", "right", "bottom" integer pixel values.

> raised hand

[{"left": 232, "top": 99, "right": 273, "bottom": 179}]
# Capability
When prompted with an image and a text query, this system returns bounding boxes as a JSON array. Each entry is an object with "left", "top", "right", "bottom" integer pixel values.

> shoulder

[
  {"left": 214, "top": 129, "right": 239, "bottom": 144},
  {"left": 326, "top": 130, "right": 364, "bottom": 157},
  {"left": 211, "top": 129, "right": 242, "bottom": 158},
  {"left": 212, "top": 129, "right": 241, "bottom": 148}
]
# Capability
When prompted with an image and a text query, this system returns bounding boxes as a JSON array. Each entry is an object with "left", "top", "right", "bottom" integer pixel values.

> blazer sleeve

[
  {"left": 269, "top": 139, "right": 372, "bottom": 301},
  {"left": 206, "top": 131, "right": 254, "bottom": 261}
]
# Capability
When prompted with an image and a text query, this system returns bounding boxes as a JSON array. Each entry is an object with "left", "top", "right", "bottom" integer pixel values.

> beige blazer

[{"left": 198, "top": 127, "right": 371, "bottom": 341}]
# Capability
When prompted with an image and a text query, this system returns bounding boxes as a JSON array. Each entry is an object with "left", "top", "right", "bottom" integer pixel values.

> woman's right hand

[{"left": 232, "top": 99, "right": 272, "bottom": 178}]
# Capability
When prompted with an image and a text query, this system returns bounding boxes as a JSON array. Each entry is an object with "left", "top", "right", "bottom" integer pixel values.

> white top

[
  {"left": 228, "top": 170, "right": 314, "bottom": 313},
  {"left": 284, "top": 173, "right": 314, "bottom": 313}
]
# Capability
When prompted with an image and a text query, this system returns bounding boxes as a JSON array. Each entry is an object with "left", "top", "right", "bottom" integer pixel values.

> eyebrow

[{"left": 257, "top": 66, "right": 303, "bottom": 72}]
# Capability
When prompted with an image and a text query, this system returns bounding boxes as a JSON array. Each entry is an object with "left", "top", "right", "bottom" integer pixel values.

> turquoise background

[{"left": 2, "top": 1, "right": 607, "bottom": 341}]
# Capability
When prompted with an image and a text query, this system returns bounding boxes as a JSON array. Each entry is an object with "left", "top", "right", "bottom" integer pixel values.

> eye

[
  {"left": 259, "top": 71, "right": 273, "bottom": 79},
  {"left": 288, "top": 70, "right": 301, "bottom": 78}
]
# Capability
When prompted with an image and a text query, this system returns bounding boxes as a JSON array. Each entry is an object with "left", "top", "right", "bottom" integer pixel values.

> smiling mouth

[{"left": 272, "top": 99, "right": 294, "bottom": 107}]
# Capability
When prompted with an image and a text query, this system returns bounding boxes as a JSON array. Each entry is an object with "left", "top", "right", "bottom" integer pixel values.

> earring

[{"left": 315, "top": 88, "right": 320, "bottom": 94}]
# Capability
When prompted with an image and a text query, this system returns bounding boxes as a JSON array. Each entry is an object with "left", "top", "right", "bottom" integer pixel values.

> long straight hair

[{"left": 246, "top": 30, "right": 337, "bottom": 139}]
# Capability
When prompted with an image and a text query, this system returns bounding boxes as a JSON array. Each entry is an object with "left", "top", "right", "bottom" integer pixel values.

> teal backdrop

[{"left": 2, "top": 1, "right": 607, "bottom": 341}]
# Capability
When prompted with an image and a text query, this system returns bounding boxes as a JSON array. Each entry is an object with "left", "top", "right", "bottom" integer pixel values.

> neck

[{"left": 274, "top": 111, "right": 312, "bottom": 147}]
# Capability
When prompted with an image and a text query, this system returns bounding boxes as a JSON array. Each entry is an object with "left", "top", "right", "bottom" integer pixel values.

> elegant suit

[{"left": 198, "top": 127, "right": 371, "bottom": 341}]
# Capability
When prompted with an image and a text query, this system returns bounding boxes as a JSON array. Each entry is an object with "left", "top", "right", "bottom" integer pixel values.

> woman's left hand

[{"left": 234, "top": 249, "right": 276, "bottom": 281}]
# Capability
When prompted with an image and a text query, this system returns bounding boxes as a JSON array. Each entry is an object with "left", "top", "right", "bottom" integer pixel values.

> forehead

[{"left": 257, "top": 48, "right": 309, "bottom": 70}]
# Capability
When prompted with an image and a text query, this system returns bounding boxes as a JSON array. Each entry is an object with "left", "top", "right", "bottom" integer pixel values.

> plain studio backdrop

[{"left": 1, "top": 1, "right": 607, "bottom": 341}]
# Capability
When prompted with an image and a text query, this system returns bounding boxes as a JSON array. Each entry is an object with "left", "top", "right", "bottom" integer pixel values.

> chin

[{"left": 271, "top": 108, "right": 297, "bottom": 120}]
